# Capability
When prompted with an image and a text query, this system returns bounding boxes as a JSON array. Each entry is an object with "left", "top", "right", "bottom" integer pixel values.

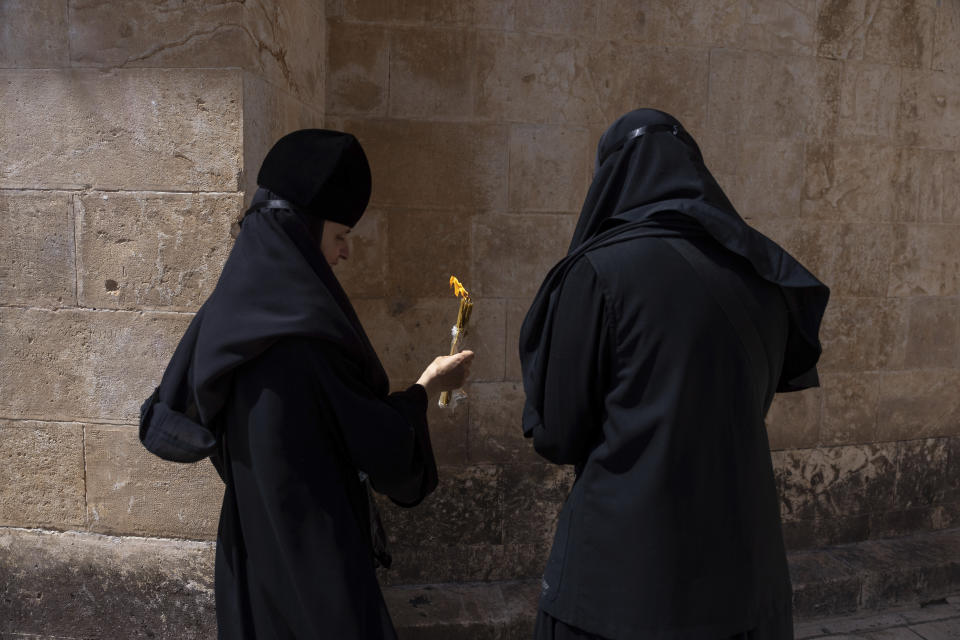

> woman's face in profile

[{"left": 321, "top": 220, "right": 351, "bottom": 266}]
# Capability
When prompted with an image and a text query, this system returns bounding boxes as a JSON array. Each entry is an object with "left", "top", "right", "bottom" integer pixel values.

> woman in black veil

[
  {"left": 519, "top": 109, "right": 829, "bottom": 640},
  {"left": 140, "top": 130, "right": 473, "bottom": 638}
]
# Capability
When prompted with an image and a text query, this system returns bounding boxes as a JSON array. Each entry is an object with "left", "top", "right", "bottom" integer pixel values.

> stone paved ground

[{"left": 795, "top": 594, "right": 960, "bottom": 639}]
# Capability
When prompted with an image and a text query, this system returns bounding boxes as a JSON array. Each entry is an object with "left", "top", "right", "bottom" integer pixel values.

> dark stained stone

[
  {"left": 782, "top": 514, "right": 871, "bottom": 551},
  {"left": 500, "top": 463, "right": 574, "bottom": 548},
  {"left": 774, "top": 444, "right": 898, "bottom": 526},
  {"left": 378, "top": 543, "right": 547, "bottom": 587},
  {"left": 788, "top": 549, "right": 861, "bottom": 618},
  {"left": 895, "top": 438, "right": 950, "bottom": 509},
  {"left": 377, "top": 464, "right": 503, "bottom": 550},
  {"left": 0, "top": 529, "right": 215, "bottom": 639},
  {"left": 385, "top": 580, "right": 539, "bottom": 640},
  {"left": 945, "top": 437, "right": 960, "bottom": 504}
]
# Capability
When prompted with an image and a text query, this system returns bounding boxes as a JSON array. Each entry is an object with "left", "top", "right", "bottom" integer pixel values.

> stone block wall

[
  {"left": 0, "top": 0, "right": 325, "bottom": 553},
  {"left": 324, "top": 0, "right": 960, "bottom": 588},
  {"left": 1, "top": 0, "right": 960, "bottom": 635}
]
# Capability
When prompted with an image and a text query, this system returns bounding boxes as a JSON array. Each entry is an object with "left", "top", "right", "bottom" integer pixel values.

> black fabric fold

[{"left": 139, "top": 199, "right": 388, "bottom": 464}]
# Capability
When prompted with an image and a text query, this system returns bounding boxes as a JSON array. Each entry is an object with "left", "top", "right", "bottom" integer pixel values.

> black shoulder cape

[
  {"left": 519, "top": 109, "right": 830, "bottom": 437},
  {"left": 139, "top": 193, "right": 389, "bottom": 464}
]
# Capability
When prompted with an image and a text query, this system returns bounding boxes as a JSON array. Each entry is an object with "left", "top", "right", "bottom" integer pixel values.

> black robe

[
  {"left": 139, "top": 195, "right": 437, "bottom": 639},
  {"left": 520, "top": 110, "right": 829, "bottom": 640},
  {"left": 215, "top": 337, "right": 435, "bottom": 638}
]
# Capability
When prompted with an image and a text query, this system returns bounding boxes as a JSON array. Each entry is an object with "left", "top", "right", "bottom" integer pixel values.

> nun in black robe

[
  {"left": 139, "top": 130, "right": 472, "bottom": 639},
  {"left": 519, "top": 110, "right": 830, "bottom": 640}
]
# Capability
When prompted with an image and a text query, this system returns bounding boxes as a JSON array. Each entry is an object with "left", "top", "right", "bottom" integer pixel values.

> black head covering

[
  {"left": 257, "top": 129, "right": 371, "bottom": 227},
  {"left": 140, "top": 139, "right": 385, "bottom": 462},
  {"left": 519, "top": 108, "right": 830, "bottom": 436}
]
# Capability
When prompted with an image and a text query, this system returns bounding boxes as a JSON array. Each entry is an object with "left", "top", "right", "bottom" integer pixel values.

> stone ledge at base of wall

[{"left": 2, "top": 527, "right": 959, "bottom": 639}]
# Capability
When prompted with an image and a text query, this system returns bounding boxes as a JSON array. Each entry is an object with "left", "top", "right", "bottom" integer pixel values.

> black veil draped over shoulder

[
  {"left": 519, "top": 109, "right": 829, "bottom": 437},
  {"left": 140, "top": 130, "right": 384, "bottom": 465}
]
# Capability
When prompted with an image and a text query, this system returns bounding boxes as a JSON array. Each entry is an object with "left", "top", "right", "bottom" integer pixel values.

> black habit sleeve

[
  {"left": 531, "top": 257, "right": 611, "bottom": 466},
  {"left": 317, "top": 347, "right": 438, "bottom": 507}
]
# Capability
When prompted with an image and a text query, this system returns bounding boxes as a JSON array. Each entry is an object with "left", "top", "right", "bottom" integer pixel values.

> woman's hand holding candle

[
  {"left": 440, "top": 276, "right": 474, "bottom": 408},
  {"left": 417, "top": 350, "right": 475, "bottom": 398}
]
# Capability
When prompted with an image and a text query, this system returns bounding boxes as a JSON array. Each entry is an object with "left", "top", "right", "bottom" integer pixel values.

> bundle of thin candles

[{"left": 439, "top": 275, "right": 473, "bottom": 408}]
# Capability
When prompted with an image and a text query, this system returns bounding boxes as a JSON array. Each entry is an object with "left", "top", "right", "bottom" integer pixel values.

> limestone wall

[
  {"left": 324, "top": 0, "right": 960, "bottom": 587},
  {"left": 0, "top": 0, "right": 326, "bottom": 546},
  {"left": 1, "top": 0, "right": 959, "bottom": 635}
]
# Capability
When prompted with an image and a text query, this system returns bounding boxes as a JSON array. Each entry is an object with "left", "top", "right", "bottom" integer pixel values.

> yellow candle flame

[{"left": 449, "top": 275, "right": 470, "bottom": 301}]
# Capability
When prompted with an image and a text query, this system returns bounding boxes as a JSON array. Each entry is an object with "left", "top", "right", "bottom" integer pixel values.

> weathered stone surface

[
  {"left": 765, "top": 387, "right": 822, "bottom": 451},
  {"left": 585, "top": 43, "right": 710, "bottom": 133},
  {"left": 0, "top": 191, "right": 75, "bottom": 307},
  {"left": 933, "top": 0, "right": 960, "bottom": 74},
  {"left": 68, "top": 0, "right": 248, "bottom": 69},
  {"left": 946, "top": 438, "right": 960, "bottom": 505},
  {"left": 62, "top": 0, "right": 323, "bottom": 108},
  {"left": 597, "top": 0, "right": 742, "bottom": 48},
  {"left": 76, "top": 192, "right": 238, "bottom": 311},
  {"left": 343, "top": 0, "right": 514, "bottom": 28},
  {"left": 0, "top": 69, "right": 242, "bottom": 191},
  {"left": 385, "top": 580, "right": 539, "bottom": 639},
  {"left": 754, "top": 220, "right": 895, "bottom": 297},
  {"left": 383, "top": 209, "right": 473, "bottom": 299},
  {"left": 424, "top": 397, "right": 469, "bottom": 466},
  {"left": 720, "top": 137, "right": 804, "bottom": 222},
  {"left": 0, "top": 307, "right": 192, "bottom": 423},
  {"left": 910, "top": 619, "right": 960, "bottom": 640},
  {"left": 900, "top": 148, "right": 960, "bottom": 223},
  {"left": 468, "top": 383, "right": 536, "bottom": 464},
  {"left": 336, "top": 209, "right": 389, "bottom": 298},
  {"left": 899, "top": 70, "right": 960, "bottom": 151},
  {"left": 505, "top": 297, "right": 532, "bottom": 382},
  {"left": 774, "top": 443, "right": 897, "bottom": 523},
  {"left": 901, "top": 297, "right": 960, "bottom": 369},
  {"left": 389, "top": 28, "right": 476, "bottom": 120},
  {"left": 801, "top": 142, "right": 908, "bottom": 222},
  {"left": 888, "top": 224, "right": 960, "bottom": 297},
  {"left": 516, "top": 0, "right": 598, "bottom": 35},
  {"left": 831, "top": 535, "right": 958, "bottom": 611},
  {"left": 820, "top": 372, "right": 879, "bottom": 446},
  {"left": 818, "top": 297, "right": 908, "bottom": 372},
  {"left": 788, "top": 548, "right": 861, "bottom": 617},
  {"left": 378, "top": 543, "right": 547, "bottom": 587},
  {"left": 501, "top": 463, "right": 572, "bottom": 548},
  {"left": 838, "top": 61, "right": 901, "bottom": 140},
  {"left": 354, "top": 297, "right": 505, "bottom": 387},
  {"left": 241, "top": 69, "right": 324, "bottom": 199},
  {"left": 0, "top": 420, "right": 85, "bottom": 529},
  {"left": 0, "top": 528, "right": 215, "bottom": 639},
  {"left": 377, "top": 465, "right": 502, "bottom": 551},
  {"left": 816, "top": 0, "right": 934, "bottom": 69},
  {"left": 877, "top": 370, "right": 960, "bottom": 441},
  {"left": 894, "top": 438, "right": 950, "bottom": 510},
  {"left": 472, "top": 214, "right": 576, "bottom": 298},
  {"left": 870, "top": 506, "right": 944, "bottom": 540},
  {"left": 242, "top": 0, "right": 327, "bottom": 105},
  {"left": 773, "top": 451, "right": 815, "bottom": 523},
  {"left": 326, "top": 22, "right": 388, "bottom": 116},
  {"left": 0, "top": 0, "right": 68, "bottom": 68},
  {"left": 85, "top": 426, "right": 222, "bottom": 540},
  {"left": 476, "top": 33, "right": 596, "bottom": 125},
  {"left": 782, "top": 513, "right": 871, "bottom": 550},
  {"left": 508, "top": 125, "right": 593, "bottom": 213},
  {"left": 3, "top": 526, "right": 960, "bottom": 637},
  {"left": 740, "top": 0, "right": 817, "bottom": 56},
  {"left": 343, "top": 119, "right": 508, "bottom": 210},
  {"left": 708, "top": 50, "right": 839, "bottom": 140}
]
